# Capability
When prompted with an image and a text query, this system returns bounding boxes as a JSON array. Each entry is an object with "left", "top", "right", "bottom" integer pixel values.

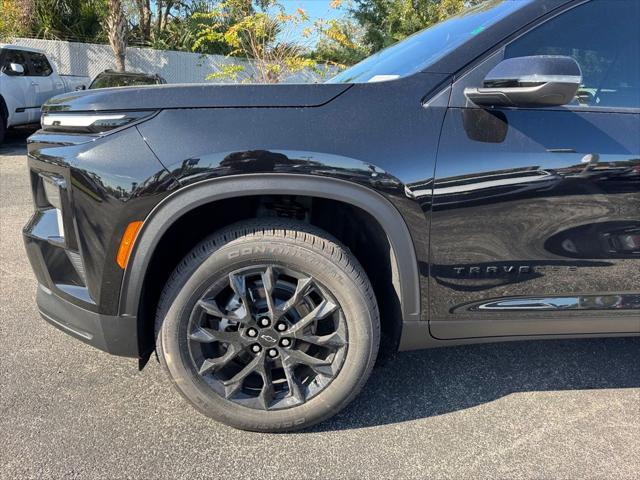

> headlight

[{"left": 41, "top": 111, "right": 155, "bottom": 134}]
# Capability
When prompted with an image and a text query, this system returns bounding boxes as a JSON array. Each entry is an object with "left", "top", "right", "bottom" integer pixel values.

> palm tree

[{"left": 106, "top": 0, "right": 127, "bottom": 71}]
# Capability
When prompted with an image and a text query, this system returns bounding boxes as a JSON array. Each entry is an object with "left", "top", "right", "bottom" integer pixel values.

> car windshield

[{"left": 328, "top": 0, "right": 529, "bottom": 84}]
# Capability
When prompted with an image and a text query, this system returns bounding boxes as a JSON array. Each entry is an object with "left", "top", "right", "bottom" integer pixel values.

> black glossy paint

[
  {"left": 118, "top": 174, "right": 423, "bottom": 325},
  {"left": 44, "top": 82, "right": 351, "bottom": 110},
  {"left": 134, "top": 73, "right": 449, "bottom": 325},
  {"left": 23, "top": 0, "right": 639, "bottom": 358},
  {"left": 429, "top": 105, "right": 640, "bottom": 338}
]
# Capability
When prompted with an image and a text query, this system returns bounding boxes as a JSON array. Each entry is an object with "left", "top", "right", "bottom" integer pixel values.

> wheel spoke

[
  {"left": 189, "top": 327, "right": 240, "bottom": 344},
  {"left": 197, "top": 299, "right": 224, "bottom": 318},
  {"left": 229, "top": 272, "right": 248, "bottom": 303},
  {"left": 256, "top": 359, "right": 276, "bottom": 409},
  {"left": 274, "top": 276, "right": 313, "bottom": 320},
  {"left": 222, "top": 352, "right": 263, "bottom": 398},
  {"left": 198, "top": 298, "right": 248, "bottom": 325},
  {"left": 296, "top": 316, "right": 346, "bottom": 348},
  {"left": 227, "top": 272, "right": 252, "bottom": 324},
  {"left": 261, "top": 266, "right": 277, "bottom": 318},
  {"left": 283, "top": 349, "right": 334, "bottom": 377},
  {"left": 198, "top": 344, "right": 240, "bottom": 375},
  {"left": 282, "top": 358, "right": 306, "bottom": 403},
  {"left": 288, "top": 299, "right": 338, "bottom": 337},
  {"left": 299, "top": 330, "right": 346, "bottom": 348}
]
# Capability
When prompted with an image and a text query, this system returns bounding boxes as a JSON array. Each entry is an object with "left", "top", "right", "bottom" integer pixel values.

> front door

[
  {"left": 26, "top": 51, "right": 59, "bottom": 117},
  {"left": 429, "top": 0, "right": 640, "bottom": 339},
  {"left": 1, "top": 49, "right": 37, "bottom": 125}
]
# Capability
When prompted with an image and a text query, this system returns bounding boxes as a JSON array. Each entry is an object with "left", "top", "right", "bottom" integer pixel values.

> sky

[
  {"left": 282, "top": 0, "right": 343, "bottom": 22},
  {"left": 280, "top": 0, "right": 345, "bottom": 44}
]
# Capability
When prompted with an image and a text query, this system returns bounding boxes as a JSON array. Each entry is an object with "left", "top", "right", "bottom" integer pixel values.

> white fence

[{"left": 10, "top": 38, "right": 322, "bottom": 84}]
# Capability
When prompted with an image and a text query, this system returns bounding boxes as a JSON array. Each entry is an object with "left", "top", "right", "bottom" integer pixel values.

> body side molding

[{"left": 119, "top": 173, "right": 422, "bottom": 325}]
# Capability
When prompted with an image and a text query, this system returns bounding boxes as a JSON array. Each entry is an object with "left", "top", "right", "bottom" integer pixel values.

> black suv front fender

[{"left": 119, "top": 173, "right": 422, "bottom": 325}]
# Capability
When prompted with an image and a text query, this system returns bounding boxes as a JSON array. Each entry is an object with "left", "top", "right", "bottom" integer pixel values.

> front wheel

[{"left": 155, "top": 219, "right": 380, "bottom": 432}]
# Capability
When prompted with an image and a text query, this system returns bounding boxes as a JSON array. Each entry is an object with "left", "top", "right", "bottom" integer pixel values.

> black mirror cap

[
  {"left": 464, "top": 55, "right": 582, "bottom": 108},
  {"left": 484, "top": 55, "right": 582, "bottom": 89}
]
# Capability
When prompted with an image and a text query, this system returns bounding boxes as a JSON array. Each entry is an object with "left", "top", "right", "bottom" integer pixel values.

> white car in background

[{"left": 0, "top": 45, "right": 89, "bottom": 143}]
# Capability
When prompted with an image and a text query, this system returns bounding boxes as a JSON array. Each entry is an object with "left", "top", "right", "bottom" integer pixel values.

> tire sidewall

[{"left": 158, "top": 236, "right": 378, "bottom": 431}]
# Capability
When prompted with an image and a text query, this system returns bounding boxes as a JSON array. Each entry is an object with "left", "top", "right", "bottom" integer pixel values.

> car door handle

[{"left": 31, "top": 81, "right": 39, "bottom": 86}]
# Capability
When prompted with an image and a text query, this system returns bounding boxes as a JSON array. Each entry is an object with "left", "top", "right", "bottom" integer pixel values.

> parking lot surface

[{"left": 1, "top": 139, "right": 639, "bottom": 479}]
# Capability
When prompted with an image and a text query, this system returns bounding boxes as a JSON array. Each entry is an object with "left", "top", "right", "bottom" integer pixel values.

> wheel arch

[{"left": 119, "top": 174, "right": 422, "bottom": 352}]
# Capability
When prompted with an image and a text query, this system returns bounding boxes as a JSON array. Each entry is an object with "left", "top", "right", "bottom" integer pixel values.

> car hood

[{"left": 43, "top": 83, "right": 352, "bottom": 112}]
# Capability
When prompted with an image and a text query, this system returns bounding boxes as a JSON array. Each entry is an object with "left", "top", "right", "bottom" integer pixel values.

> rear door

[{"left": 430, "top": 0, "right": 640, "bottom": 339}]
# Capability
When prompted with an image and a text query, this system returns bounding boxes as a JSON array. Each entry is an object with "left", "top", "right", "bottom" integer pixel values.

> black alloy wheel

[
  {"left": 188, "top": 265, "right": 348, "bottom": 410},
  {"left": 156, "top": 219, "right": 380, "bottom": 432}
]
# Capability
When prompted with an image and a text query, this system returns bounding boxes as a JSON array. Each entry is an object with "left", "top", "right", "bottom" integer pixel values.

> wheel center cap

[{"left": 258, "top": 330, "right": 279, "bottom": 347}]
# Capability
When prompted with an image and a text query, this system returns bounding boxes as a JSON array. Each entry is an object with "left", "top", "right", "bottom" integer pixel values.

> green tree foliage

[
  {"left": 0, "top": 0, "right": 30, "bottom": 41},
  {"left": 2, "top": 0, "right": 485, "bottom": 78},
  {"left": 144, "top": 5, "right": 205, "bottom": 51},
  {"left": 31, "top": 0, "right": 107, "bottom": 41},
  {"left": 312, "top": 18, "right": 369, "bottom": 67},
  {"left": 1, "top": 0, "right": 107, "bottom": 42},
  {"left": 351, "top": 0, "right": 483, "bottom": 53},
  {"left": 193, "top": 0, "right": 320, "bottom": 83}
]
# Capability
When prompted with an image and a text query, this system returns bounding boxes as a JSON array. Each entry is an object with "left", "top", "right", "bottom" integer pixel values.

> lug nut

[
  {"left": 280, "top": 338, "right": 291, "bottom": 347},
  {"left": 258, "top": 317, "right": 271, "bottom": 328},
  {"left": 246, "top": 328, "right": 258, "bottom": 338},
  {"left": 275, "top": 322, "right": 287, "bottom": 332},
  {"left": 251, "top": 344, "right": 262, "bottom": 353},
  {"left": 267, "top": 348, "right": 279, "bottom": 358}
]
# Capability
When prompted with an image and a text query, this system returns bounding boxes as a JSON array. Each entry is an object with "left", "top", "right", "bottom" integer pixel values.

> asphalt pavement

[{"left": 1, "top": 133, "right": 638, "bottom": 479}]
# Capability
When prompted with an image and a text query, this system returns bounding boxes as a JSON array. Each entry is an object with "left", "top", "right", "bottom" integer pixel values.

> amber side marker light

[{"left": 117, "top": 221, "right": 144, "bottom": 269}]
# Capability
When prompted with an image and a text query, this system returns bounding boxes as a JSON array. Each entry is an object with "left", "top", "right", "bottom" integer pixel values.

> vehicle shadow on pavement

[
  {"left": 0, "top": 126, "right": 36, "bottom": 156},
  {"left": 311, "top": 336, "right": 640, "bottom": 432}
]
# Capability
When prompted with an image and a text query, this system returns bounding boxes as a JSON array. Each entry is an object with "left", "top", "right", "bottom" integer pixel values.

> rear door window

[{"left": 27, "top": 52, "right": 53, "bottom": 77}]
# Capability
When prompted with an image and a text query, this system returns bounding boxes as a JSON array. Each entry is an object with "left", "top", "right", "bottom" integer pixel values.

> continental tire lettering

[
  {"left": 227, "top": 245, "right": 293, "bottom": 258},
  {"left": 225, "top": 245, "right": 346, "bottom": 286}
]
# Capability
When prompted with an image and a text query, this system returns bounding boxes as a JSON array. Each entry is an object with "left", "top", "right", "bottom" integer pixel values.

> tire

[
  {"left": 0, "top": 115, "right": 5, "bottom": 145},
  {"left": 155, "top": 219, "right": 380, "bottom": 432}
]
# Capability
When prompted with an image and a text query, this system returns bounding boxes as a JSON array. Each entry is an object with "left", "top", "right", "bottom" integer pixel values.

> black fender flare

[{"left": 119, "top": 173, "right": 421, "bottom": 323}]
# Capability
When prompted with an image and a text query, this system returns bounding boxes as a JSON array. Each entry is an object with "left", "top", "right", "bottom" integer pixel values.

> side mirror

[
  {"left": 464, "top": 56, "right": 582, "bottom": 108},
  {"left": 4, "top": 62, "right": 25, "bottom": 76}
]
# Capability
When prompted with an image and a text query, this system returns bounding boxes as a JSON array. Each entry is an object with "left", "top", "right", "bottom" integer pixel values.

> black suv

[
  {"left": 24, "top": 0, "right": 639, "bottom": 432},
  {"left": 88, "top": 70, "right": 166, "bottom": 89}
]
